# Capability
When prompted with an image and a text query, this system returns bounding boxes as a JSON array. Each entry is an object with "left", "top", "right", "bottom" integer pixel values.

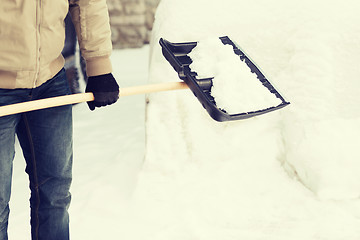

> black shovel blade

[{"left": 159, "top": 36, "right": 290, "bottom": 122}]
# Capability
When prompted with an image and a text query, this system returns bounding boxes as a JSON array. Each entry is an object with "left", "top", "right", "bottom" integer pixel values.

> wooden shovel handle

[{"left": 0, "top": 82, "right": 188, "bottom": 117}]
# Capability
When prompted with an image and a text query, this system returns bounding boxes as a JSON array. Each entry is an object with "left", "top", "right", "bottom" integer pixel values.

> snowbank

[
  {"left": 148, "top": 0, "right": 360, "bottom": 198},
  {"left": 135, "top": 0, "right": 360, "bottom": 239}
]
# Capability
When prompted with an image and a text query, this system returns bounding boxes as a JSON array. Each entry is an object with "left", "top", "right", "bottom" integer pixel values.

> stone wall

[{"left": 107, "top": 0, "right": 160, "bottom": 49}]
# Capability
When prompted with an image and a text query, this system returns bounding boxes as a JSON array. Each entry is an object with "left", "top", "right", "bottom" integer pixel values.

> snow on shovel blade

[{"left": 159, "top": 36, "right": 290, "bottom": 122}]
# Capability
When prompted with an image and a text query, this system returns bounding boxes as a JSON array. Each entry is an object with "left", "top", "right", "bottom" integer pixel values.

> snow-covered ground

[{"left": 7, "top": 0, "right": 360, "bottom": 239}]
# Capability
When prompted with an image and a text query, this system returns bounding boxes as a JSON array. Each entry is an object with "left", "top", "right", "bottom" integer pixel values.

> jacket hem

[{"left": 0, "top": 55, "right": 65, "bottom": 89}]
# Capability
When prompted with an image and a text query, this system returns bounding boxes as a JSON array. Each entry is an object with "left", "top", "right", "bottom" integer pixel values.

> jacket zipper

[{"left": 34, "top": 0, "right": 42, "bottom": 88}]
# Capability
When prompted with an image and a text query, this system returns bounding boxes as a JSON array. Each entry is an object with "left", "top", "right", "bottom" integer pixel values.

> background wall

[{"left": 107, "top": 0, "right": 161, "bottom": 48}]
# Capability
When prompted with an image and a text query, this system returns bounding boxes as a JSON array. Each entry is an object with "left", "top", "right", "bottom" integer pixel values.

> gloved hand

[{"left": 85, "top": 73, "right": 119, "bottom": 110}]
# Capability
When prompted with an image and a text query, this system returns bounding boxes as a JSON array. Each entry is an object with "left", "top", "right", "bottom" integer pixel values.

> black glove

[{"left": 85, "top": 73, "right": 119, "bottom": 111}]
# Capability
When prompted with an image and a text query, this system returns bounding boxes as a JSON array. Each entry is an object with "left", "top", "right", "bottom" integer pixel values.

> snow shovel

[
  {"left": 0, "top": 36, "right": 289, "bottom": 121},
  {"left": 159, "top": 36, "right": 290, "bottom": 122}
]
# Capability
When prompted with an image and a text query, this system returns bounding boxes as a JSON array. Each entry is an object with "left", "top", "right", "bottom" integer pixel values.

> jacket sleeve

[{"left": 69, "top": 0, "right": 113, "bottom": 76}]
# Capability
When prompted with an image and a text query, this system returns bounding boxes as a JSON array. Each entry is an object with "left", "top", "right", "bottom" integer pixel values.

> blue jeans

[{"left": 0, "top": 69, "right": 73, "bottom": 240}]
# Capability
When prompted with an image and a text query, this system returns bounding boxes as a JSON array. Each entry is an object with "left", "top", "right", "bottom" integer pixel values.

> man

[{"left": 0, "top": 0, "right": 119, "bottom": 239}]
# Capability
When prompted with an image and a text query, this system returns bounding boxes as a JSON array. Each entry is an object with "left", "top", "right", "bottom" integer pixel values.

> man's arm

[
  {"left": 69, "top": 0, "right": 119, "bottom": 110},
  {"left": 69, "top": 0, "right": 113, "bottom": 76}
]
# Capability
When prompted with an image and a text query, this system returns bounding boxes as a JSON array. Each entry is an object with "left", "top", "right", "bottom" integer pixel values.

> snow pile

[
  {"left": 188, "top": 37, "right": 281, "bottom": 114},
  {"left": 283, "top": 117, "right": 360, "bottom": 200},
  {"left": 137, "top": 0, "right": 360, "bottom": 239},
  {"left": 276, "top": 2, "right": 360, "bottom": 199},
  {"left": 146, "top": 0, "right": 360, "bottom": 200}
]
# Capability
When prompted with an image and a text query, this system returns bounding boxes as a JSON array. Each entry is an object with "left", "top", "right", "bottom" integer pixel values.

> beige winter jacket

[{"left": 0, "top": 0, "right": 113, "bottom": 89}]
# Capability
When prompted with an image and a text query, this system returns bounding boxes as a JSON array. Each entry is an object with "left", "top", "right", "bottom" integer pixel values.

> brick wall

[{"left": 107, "top": 0, "right": 160, "bottom": 49}]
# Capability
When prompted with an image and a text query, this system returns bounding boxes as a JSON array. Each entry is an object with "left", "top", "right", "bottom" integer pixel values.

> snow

[
  {"left": 7, "top": 0, "right": 360, "bottom": 239},
  {"left": 142, "top": 0, "right": 360, "bottom": 239},
  {"left": 188, "top": 37, "right": 282, "bottom": 114}
]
